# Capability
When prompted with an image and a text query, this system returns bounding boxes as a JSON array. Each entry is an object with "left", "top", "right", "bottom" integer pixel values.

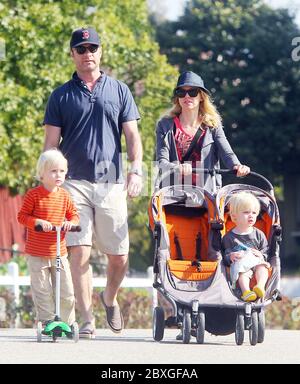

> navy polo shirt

[{"left": 43, "top": 71, "right": 140, "bottom": 183}]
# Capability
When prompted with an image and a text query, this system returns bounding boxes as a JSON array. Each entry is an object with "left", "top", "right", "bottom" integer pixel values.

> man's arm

[
  {"left": 43, "top": 124, "right": 62, "bottom": 151},
  {"left": 123, "top": 120, "right": 143, "bottom": 198},
  {"left": 123, "top": 120, "right": 142, "bottom": 168}
]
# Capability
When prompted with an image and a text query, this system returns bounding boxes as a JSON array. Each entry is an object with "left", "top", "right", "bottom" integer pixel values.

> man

[{"left": 43, "top": 27, "right": 143, "bottom": 338}]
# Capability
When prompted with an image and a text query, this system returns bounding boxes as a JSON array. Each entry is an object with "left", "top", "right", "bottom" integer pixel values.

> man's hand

[{"left": 126, "top": 173, "right": 143, "bottom": 198}]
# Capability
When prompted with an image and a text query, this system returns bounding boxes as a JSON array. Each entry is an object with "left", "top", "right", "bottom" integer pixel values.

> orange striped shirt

[{"left": 17, "top": 185, "right": 79, "bottom": 258}]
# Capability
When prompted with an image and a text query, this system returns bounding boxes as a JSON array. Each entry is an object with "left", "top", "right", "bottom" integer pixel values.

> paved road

[{"left": 0, "top": 328, "right": 299, "bottom": 365}]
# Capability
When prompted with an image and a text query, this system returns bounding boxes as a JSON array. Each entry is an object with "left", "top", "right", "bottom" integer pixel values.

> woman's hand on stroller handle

[
  {"left": 233, "top": 164, "right": 251, "bottom": 177},
  {"left": 179, "top": 163, "right": 192, "bottom": 175}
]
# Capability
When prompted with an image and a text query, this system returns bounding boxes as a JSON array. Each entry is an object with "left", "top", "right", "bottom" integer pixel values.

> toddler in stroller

[{"left": 222, "top": 191, "right": 271, "bottom": 302}]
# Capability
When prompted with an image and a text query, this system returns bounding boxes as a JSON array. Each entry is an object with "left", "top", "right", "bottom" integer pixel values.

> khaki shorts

[{"left": 63, "top": 180, "right": 129, "bottom": 255}]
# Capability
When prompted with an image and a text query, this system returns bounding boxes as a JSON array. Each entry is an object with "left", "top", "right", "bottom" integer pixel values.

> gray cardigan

[{"left": 156, "top": 117, "right": 241, "bottom": 192}]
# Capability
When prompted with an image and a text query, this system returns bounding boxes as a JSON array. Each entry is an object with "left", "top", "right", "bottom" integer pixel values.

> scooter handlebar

[{"left": 35, "top": 224, "right": 82, "bottom": 232}]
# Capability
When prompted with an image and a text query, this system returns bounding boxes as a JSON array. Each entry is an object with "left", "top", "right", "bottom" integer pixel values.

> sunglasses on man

[
  {"left": 74, "top": 45, "right": 99, "bottom": 55},
  {"left": 174, "top": 88, "right": 201, "bottom": 98}
]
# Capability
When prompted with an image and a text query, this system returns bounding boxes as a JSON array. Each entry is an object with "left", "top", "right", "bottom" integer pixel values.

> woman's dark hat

[{"left": 174, "top": 71, "right": 210, "bottom": 95}]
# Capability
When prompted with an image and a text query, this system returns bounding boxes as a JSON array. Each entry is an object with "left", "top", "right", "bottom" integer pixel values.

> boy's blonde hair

[
  {"left": 36, "top": 148, "right": 68, "bottom": 181},
  {"left": 229, "top": 191, "right": 260, "bottom": 221}
]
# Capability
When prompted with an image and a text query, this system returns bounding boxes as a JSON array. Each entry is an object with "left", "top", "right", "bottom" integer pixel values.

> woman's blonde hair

[
  {"left": 164, "top": 90, "right": 222, "bottom": 128},
  {"left": 229, "top": 191, "right": 260, "bottom": 222},
  {"left": 36, "top": 148, "right": 68, "bottom": 181}
]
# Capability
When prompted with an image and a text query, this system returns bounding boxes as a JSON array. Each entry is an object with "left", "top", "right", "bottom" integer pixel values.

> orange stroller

[{"left": 149, "top": 169, "right": 281, "bottom": 345}]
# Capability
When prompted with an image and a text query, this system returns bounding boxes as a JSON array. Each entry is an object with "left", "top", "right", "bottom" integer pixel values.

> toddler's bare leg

[{"left": 238, "top": 273, "right": 250, "bottom": 293}]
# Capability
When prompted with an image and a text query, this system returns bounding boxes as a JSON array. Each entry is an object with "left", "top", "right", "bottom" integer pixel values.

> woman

[
  {"left": 156, "top": 71, "right": 250, "bottom": 340},
  {"left": 156, "top": 71, "right": 250, "bottom": 192}
]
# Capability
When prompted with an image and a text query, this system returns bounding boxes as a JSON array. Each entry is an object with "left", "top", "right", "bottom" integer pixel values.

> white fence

[{"left": 0, "top": 262, "right": 158, "bottom": 327}]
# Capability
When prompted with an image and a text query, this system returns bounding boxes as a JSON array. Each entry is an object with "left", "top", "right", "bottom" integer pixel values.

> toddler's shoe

[
  {"left": 253, "top": 285, "right": 265, "bottom": 298},
  {"left": 241, "top": 290, "right": 257, "bottom": 302}
]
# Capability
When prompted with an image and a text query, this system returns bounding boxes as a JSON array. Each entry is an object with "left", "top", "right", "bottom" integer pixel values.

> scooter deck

[{"left": 42, "top": 321, "right": 73, "bottom": 338}]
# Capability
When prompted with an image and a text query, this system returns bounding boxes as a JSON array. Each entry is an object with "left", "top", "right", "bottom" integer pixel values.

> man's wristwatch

[{"left": 129, "top": 168, "right": 143, "bottom": 177}]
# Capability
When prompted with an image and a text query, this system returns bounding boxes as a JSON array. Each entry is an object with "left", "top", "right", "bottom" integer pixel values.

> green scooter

[{"left": 35, "top": 224, "right": 80, "bottom": 343}]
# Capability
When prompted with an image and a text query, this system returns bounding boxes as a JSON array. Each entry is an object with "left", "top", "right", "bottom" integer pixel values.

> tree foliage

[
  {"left": 0, "top": 0, "right": 178, "bottom": 270},
  {"left": 153, "top": 0, "right": 300, "bottom": 182}
]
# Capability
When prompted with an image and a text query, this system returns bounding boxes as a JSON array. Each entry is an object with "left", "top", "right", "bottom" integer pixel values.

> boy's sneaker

[
  {"left": 253, "top": 285, "right": 265, "bottom": 298},
  {"left": 79, "top": 322, "right": 96, "bottom": 339},
  {"left": 41, "top": 320, "right": 52, "bottom": 327},
  {"left": 241, "top": 290, "right": 257, "bottom": 302},
  {"left": 41, "top": 320, "right": 53, "bottom": 335}
]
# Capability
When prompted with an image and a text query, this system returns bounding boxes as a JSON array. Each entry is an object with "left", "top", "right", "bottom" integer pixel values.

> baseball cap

[{"left": 70, "top": 27, "right": 101, "bottom": 48}]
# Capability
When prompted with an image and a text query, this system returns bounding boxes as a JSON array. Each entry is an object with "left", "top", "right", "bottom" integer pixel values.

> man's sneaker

[
  {"left": 41, "top": 320, "right": 53, "bottom": 335},
  {"left": 100, "top": 291, "right": 124, "bottom": 333}
]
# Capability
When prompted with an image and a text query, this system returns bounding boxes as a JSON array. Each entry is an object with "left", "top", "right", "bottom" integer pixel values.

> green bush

[
  {"left": 1, "top": 288, "right": 300, "bottom": 330},
  {"left": 0, "top": 287, "right": 16, "bottom": 328},
  {"left": 1, "top": 287, "right": 154, "bottom": 329},
  {"left": 264, "top": 296, "right": 300, "bottom": 330}
]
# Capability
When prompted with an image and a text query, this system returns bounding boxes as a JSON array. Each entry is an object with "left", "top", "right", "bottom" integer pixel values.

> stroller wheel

[
  {"left": 153, "top": 307, "right": 165, "bottom": 341},
  {"left": 249, "top": 311, "right": 258, "bottom": 346},
  {"left": 37, "top": 321, "right": 43, "bottom": 343},
  {"left": 182, "top": 309, "right": 191, "bottom": 344},
  {"left": 257, "top": 310, "right": 265, "bottom": 343},
  {"left": 235, "top": 311, "right": 245, "bottom": 346},
  {"left": 72, "top": 322, "right": 79, "bottom": 343},
  {"left": 196, "top": 310, "right": 205, "bottom": 344}
]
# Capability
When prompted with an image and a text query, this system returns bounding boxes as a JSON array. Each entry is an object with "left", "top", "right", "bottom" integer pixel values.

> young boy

[
  {"left": 222, "top": 191, "right": 270, "bottom": 302},
  {"left": 18, "top": 149, "right": 79, "bottom": 325}
]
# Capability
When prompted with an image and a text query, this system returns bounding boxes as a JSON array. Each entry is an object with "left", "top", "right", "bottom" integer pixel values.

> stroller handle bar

[
  {"left": 35, "top": 224, "right": 82, "bottom": 232},
  {"left": 202, "top": 168, "right": 274, "bottom": 194},
  {"left": 157, "top": 166, "right": 274, "bottom": 194}
]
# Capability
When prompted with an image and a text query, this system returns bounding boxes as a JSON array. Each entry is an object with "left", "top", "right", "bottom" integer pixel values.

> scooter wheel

[
  {"left": 72, "top": 322, "right": 79, "bottom": 343},
  {"left": 37, "top": 321, "right": 43, "bottom": 343}
]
